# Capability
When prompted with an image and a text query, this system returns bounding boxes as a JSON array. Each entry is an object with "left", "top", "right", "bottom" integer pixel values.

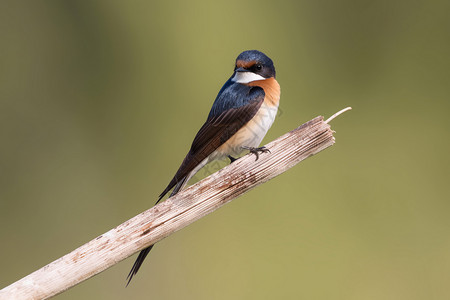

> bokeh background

[{"left": 1, "top": 1, "right": 449, "bottom": 299}]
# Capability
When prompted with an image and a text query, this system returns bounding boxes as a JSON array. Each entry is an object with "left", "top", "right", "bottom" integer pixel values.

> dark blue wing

[
  {"left": 157, "top": 82, "right": 265, "bottom": 201},
  {"left": 208, "top": 79, "right": 264, "bottom": 119}
]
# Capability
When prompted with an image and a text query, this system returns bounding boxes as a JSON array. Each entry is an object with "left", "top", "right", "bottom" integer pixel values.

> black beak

[{"left": 235, "top": 67, "right": 247, "bottom": 72}]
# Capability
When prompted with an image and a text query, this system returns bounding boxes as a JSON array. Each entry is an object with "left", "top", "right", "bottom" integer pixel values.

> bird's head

[{"left": 232, "top": 50, "right": 276, "bottom": 83}]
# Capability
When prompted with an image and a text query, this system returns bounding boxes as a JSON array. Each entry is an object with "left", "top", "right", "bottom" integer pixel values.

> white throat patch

[{"left": 231, "top": 72, "right": 265, "bottom": 83}]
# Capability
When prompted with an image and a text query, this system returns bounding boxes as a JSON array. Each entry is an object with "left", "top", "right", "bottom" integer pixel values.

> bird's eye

[{"left": 255, "top": 64, "right": 262, "bottom": 71}]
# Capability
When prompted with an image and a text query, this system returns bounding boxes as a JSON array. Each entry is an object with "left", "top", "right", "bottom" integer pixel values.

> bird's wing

[{"left": 157, "top": 86, "right": 265, "bottom": 202}]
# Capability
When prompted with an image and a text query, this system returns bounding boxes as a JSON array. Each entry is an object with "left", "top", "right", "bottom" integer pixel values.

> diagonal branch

[{"left": 0, "top": 108, "right": 350, "bottom": 300}]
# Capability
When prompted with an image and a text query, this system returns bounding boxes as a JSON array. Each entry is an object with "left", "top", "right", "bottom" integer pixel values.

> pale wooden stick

[
  {"left": 325, "top": 107, "right": 352, "bottom": 123},
  {"left": 0, "top": 111, "right": 345, "bottom": 300}
]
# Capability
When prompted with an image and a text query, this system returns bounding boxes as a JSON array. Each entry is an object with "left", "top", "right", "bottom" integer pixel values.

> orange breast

[{"left": 247, "top": 77, "right": 280, "bottom": 107}]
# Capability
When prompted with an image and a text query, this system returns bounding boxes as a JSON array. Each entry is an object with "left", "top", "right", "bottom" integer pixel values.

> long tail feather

[
  {"left": 126, "top": 174, "right": 191, "bottom": 285},
  {"left": 126, "top": 245, "right": 153, "bottom": 286}
]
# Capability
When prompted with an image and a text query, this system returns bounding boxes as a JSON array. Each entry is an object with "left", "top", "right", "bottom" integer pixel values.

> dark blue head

[{"left": 234, "top": 50, "right": 276, "bottom": 79}]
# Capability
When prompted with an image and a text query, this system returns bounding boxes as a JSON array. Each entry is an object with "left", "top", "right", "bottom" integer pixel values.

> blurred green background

[{"left": 1, "top": 0, "right": 449, "bottom": 299}]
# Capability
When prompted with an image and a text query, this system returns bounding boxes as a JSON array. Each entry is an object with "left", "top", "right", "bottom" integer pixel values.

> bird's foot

[
  {"left": 242, "top": 146, "right": 271, "bottom": 161},
  {"left": 228, "top": 155, "right": 238, "bottom": 163}
]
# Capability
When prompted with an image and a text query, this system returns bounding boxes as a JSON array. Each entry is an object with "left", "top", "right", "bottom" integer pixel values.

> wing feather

[{"left": 157, "top": 85, "right": 265, "bottom": 201}]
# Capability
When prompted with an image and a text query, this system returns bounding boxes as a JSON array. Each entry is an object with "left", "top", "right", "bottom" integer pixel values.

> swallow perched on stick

[{"left": 127, "top": 50, "right": 280, "bottom": 284}]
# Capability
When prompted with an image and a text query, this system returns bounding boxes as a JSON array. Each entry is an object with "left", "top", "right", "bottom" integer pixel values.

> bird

[{"left": 127, "top": 50, "right": 280, "bottom": 285}]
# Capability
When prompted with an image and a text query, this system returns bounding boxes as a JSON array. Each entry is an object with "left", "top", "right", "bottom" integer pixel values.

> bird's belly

[{"left": 212, "top": 102, "right": 279, "bottom": 159}]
